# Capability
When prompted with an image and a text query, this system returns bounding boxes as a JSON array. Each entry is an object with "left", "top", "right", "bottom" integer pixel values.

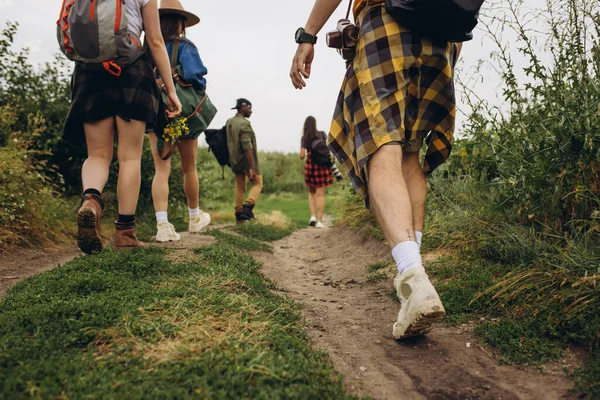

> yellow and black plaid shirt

[{"left": 328, "top": 2, "right": 457, "bottom": 207}]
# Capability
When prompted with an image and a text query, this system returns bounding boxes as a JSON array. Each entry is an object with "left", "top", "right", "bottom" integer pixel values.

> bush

[
  {"left": 459, "top": 0, "right": 600, "bottom": 233},
  {"left": 0, "top": 141, "right": 72, "bottom": 253}
]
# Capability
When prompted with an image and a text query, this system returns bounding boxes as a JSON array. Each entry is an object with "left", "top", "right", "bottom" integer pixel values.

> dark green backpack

[{"left": 156, "top": 38, "right": 217, "bottom": 160}]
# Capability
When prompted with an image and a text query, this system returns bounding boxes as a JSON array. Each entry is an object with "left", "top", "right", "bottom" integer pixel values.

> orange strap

[{"left": 103, "top": 61, "right": 122, "bottom": 77}]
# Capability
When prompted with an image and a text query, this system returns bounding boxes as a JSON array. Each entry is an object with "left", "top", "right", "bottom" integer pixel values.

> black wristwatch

[{"left": 295, "top": 27, "right": 317, "bottom": 45}]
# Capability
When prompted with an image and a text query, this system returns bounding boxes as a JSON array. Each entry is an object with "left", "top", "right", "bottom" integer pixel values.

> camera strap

[{"left": 345, "top": 0, "right": 353, "bottom": 19}]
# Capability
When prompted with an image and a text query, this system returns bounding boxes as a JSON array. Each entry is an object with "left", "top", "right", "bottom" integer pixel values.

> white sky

[{"left": 1, "top": 0, "right": 550, "bottom": 152}]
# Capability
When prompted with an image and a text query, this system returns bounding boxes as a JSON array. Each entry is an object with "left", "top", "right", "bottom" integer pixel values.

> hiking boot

[
  {"left": 235, "top": 211, "right": 251, "bottom": 225},
  {"left": 156, "top": 222, "right": 181, "bottom": 243},
  {"left": 189, "top": 212, "right": 211, "bottom": 233},
  {"left": 77, "top": 193, "right": 105, "bottom": 255},
  {"left": 114, "top": 221, "right": 145, "bottom": 250},
  {"left": 241, "top": 204, "right": 256, "bottom": 220},
  {"left": 393, "top": 267, "right": 445, "bottom": 340}
]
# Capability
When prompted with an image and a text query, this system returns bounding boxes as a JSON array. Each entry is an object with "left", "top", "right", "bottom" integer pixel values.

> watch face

[{"left": 295, "top": 28, "right": 304, "bottom": 42}]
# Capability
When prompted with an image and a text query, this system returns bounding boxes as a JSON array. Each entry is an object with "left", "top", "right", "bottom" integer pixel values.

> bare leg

[
  {"left": 82, "top": 117, "right": 115, "bottom": 192},
  {"left": 316, "top": 187, "right": 326, "bottom": 221},
  {"left": 367, "top": 145, "right": 415, "bottom": 248},
  {"left": 178, "top": 138, "right": 199, "bottom": 209},
  {"left": 115, "top": 117, "right": 146, "bottom": 215},
  {"left": 308, "top": 188, "right": 317, "bottom": 216},
  {"left": 402, "top": 150, "right": 426, "bottom": 233},
  {"left": 148, "top": 133, "right": 172, "bottom": 213}
]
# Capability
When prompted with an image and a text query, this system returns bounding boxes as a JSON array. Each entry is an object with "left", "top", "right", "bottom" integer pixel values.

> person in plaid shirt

[
  {"left": 300, "top": 116, "right": 334, "bottom": 229},
  {"left": 290, "top": 0, "right": 463, "bottom": 339}
]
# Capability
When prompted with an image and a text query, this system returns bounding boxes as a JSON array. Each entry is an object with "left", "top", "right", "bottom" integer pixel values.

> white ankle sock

[
  {"left": 415, "top": 231, "right": 423, "bottom": 248},
  {"left": 392, "top": 241, "right": 422, "bottom": 275},
  {"left": 189, "top": 207, "right": 200, "bottom": 218},
  {"left": 156, "top": 211, "right": 168, "bottom": 223}
]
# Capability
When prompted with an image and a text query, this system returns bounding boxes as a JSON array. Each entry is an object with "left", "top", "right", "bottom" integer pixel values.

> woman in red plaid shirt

[{"left": 300, "top": 116, "right": 334, "bottom": 228}]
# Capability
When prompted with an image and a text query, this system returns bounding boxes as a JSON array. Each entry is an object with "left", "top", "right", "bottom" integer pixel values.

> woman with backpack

[
  {"left": 61, "top": 0, "right": 182, "bottom": 254},
  {"left": 300, "top": 116, "right": 333, "bottom": 228},
  {"left": 147, "top": 0, "right": 211, "bottom": 242}
]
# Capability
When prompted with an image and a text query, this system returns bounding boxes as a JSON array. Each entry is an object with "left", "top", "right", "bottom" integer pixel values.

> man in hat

[{"left": 226, "top": 98, "right": 263, "bottom": 223}]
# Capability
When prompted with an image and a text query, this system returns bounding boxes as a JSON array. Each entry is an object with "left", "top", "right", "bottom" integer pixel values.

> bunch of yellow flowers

[{"left": 162, "top": 117, "right": 190, "bottom": 143}]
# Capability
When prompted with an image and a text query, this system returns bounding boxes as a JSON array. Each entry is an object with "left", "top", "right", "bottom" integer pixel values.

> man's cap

[{"left": 232, "top": 98, "right": 252, "bottom": 110}]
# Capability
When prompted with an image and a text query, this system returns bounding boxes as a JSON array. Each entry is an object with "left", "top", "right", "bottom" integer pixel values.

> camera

[{"left": 326, "top": 19, "right": 359, "bottom": 61}]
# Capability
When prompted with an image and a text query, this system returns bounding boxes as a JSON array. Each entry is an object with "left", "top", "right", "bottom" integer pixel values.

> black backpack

[
  {"left": 311, "top": 138, "right": 333, "bottom": 167},
  {"left": 204, "top": 126, "right": 230, "bottom": 178},
  {"left": 385, "top": 0, "right": 485, "bottom": 43}
]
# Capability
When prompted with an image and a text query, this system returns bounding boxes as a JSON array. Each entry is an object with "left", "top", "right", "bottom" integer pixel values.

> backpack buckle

[{"left": 102, "top": 61, "right": 122, "bottom": 77}]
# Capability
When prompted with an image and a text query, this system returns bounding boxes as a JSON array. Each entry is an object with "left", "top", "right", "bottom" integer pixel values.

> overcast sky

[{"left": 1, "top": 0, "right": 550, "bottom": 152}]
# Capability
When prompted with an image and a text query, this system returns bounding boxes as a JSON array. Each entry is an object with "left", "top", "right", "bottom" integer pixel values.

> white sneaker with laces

[
  {"left": 315, "top": 221, "right": 325, "bottom": 229},
  {"left": 189, "top": 212, "right": 211, "bottom": 233},
  {"left": 309, "top": 215, "right": 317, "bottom": 227},
  {"left": 156, "top": 222, "right": 181, "bottom": 243},
  {"left": 393, "top": 267, "right": 445, "bottom": 339}
]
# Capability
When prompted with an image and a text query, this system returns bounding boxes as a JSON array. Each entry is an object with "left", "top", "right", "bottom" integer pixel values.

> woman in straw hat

[
  {"left": 65, "top": 0, "right": 182, "bottom": 254},
  {"left": 148, "top": 0, "right": 211, "bottom": 242}
]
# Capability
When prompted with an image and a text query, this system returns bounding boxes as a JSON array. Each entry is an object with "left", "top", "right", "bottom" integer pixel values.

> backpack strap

[
  {"left": 186, "top": 93, "right": 208, "bottom": 119},
  {"left": 158, "top": 139, "right": 179, "bottom": 161},
  {"left": 170, "top": 38, "right": 181, "bottom": 68},
  {"left": 169, "top": 38, "right": 192, "bottom": 88}
]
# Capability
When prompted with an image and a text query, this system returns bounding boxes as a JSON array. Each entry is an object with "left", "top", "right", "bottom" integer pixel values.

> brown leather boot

[
  {"left": 114, "top": 221, "right": 145, "bottom": 250},
  {"left": 77, "top": 193, "right": 105, "bottom": 255}
]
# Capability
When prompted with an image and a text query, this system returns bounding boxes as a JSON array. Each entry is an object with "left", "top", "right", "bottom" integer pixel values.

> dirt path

[
  {"left": 255, "top": 226, "right": 576, "bottom": 400},
  {"left": 0, "top": 225, "right": 577, "bottom": 399}
]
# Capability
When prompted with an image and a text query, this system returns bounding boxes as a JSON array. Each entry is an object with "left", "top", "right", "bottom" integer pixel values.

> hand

[
  {"left": 247, "top": 168, "right": 256, "bottom": 181},
  {"left": 290, "top": 43, "right": 315, "bottom": 89},
  {"left": 166, "top": 91, "right": 182, "bottom": 119}
]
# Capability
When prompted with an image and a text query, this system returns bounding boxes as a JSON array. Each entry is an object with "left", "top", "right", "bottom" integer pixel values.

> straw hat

[{"left": 159, "top": 0, "right": 200, "bottom": 28}]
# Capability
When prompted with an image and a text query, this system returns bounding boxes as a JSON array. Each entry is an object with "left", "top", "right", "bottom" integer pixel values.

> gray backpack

[{"left": 57, "top": 0, "right": 143, "bottom": 76}]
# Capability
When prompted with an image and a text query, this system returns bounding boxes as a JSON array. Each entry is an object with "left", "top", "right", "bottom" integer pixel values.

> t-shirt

[
  {"left": 126, "top": 0, "right": 150, "bottom": 39},
  {"left": 353, "top": 0, "right": 384, "bottom": 19},
  {"left": 226, "top": 114, "right": 260, "bottom": 174},
  {"left": 301, "top": 131, "right": 328, "bottom": 150}
]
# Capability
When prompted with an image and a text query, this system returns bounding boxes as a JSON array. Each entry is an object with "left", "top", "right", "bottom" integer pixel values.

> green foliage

[
  {"left": 460, "top": 0, "right": 600, "bottom": 232},
  {"left": 0, "top": 21, "right": 79, "bottom": 190},
  {"left": 0, "top": 108, "right": 72, "bottom": 252},
  {"left": 573, "top": 355, "right": 600, "bottom": 399},
  {"left": 474, "top": 318, "right": 565, "bottom": 365},
  {"left": 205, "top": 229, "right": 272, "bottom": 252},
  {"left": 0, "top": 246, "right": 351, "bottom": 399},
  {"left": 366, "top": 260, "right": 391, "bottom": 273},
  {"left": 233, "top": 222, "right": 294, "bottom": 242}
]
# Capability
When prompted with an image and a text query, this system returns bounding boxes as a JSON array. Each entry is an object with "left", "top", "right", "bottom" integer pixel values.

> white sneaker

[
  {"left": 189, "top": 212, "right": 211, "bottom": 233},
  {"left": 309, "top": 215, "right": 317, "bottom": 227},
  {"left": 315, "top": 221, "right": 325, "bottom": 229},
  {"left": 156, "top": 222, "right": 181, "bottom": 243},
  {"left": 392, "top": 267, "right": 445, "bottom": 339}
]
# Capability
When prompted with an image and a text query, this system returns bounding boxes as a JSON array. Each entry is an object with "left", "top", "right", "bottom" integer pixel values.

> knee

[
  {"left": 180, "top": 163, "right": 197, "bottom": 176},
  {"left": 88, "top": 147, "right": 113, "bottom": 163},
  {"left": 368, "top": 145, "right": 403, "bottom": 177}
]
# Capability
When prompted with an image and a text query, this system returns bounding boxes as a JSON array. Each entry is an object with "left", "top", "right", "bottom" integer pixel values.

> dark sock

[
  {"left": 117, "top": 214, "right": 135, "bottom": 224},
  {"left": 83, "top": 188, "right": 101, "bottom": 197}
]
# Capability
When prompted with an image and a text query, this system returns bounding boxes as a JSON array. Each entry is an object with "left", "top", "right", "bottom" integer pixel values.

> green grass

[
  {"left": 0, "top": 242, "right": 353, "bottom": 398},
  {"left": 255, "top": 190, "right": 340, "bottom": 228},
  {"left": 233, "top": 222, "right": 294, "bottom": 242},
  {"left": 206, "top": 229, "right": 271, "bottom": 253},
  {"left": 474, "top": 318, "right": 565, "bottom": 366}
]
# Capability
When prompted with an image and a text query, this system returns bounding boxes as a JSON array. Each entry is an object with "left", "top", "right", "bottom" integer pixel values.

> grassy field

[{"left": 0, "top": 223, "right": 354, "bottom": 399}]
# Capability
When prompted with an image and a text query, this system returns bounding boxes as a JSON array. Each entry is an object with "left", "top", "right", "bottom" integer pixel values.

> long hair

[
  {"left": 160, "top": 14, "right": 186, "bottom": 41},
  {"left": 302, "top": 116, "right": 318, "bottom": 145},
  {"left": 145, "top": 14, "right": 186, "bottom": 67}
]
